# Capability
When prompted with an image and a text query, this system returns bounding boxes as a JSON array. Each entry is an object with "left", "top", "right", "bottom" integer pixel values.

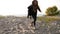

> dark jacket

[
  {"left": 28, "top": 5, "right": 33, "bottom": 16},
  {"left": 28, "top": 5, "right": 41, "bottom": 16}
]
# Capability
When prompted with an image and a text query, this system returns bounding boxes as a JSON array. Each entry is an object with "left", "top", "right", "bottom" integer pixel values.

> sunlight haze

[{"left": 0, "top": 0, "right": 60, "bottom": 16}]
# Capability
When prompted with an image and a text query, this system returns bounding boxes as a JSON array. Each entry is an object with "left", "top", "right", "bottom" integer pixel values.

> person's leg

[
  {"left": 32, "top": 15, "right": 37, "bottom": 26},
  {"left": 33, "top": 16, "right": 37, "bottom": 26}
]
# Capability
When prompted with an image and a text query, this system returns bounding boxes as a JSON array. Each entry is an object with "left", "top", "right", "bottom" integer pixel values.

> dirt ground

[{"left": 0, "top": 16, "right": 60, "bottom": 34}]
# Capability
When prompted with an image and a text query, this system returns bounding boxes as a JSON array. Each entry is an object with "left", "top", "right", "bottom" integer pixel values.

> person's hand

[{"left": 40, "top": 10, "right": 41, "bottom": 12}]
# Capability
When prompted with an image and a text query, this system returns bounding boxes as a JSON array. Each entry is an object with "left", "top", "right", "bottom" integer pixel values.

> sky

[{"left": 0, "top": 0, "right": 60, "bottom": 16}]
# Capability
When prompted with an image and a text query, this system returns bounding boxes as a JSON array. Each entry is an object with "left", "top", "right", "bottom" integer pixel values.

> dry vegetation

[{"left": 37, "top": 16, "right": 60, "bottom": 23}]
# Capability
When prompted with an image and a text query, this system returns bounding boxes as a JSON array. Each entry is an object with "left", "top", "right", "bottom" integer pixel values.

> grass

[
  {"left": 0, "top": 15, "right": 60, "bottom": 23},
  {"left": 37, "top": 16, "right": 60, "bottom": 23},
  {"left": 0, "top": 15, "right": 5, "bottom": 19}
]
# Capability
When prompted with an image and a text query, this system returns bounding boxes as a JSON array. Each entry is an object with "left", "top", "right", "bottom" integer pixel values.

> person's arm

[
  {"left": 37, "top": 1, "right": 41, "bottom": 12},
  {"left": 28, "top": 5, "right": 32, "bottom": 9},
  {"left": 28, "top": 5, "right": 30, "bottom": 9},
  {"left": 37, "top": 6, "right": 41, "bottom": 12}
]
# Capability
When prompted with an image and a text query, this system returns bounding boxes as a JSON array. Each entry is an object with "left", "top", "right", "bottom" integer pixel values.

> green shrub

[{"left": 46, "top": 6, "right": 59, "bottom": 16}]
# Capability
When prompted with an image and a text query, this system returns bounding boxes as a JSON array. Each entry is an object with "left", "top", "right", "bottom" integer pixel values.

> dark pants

[{"left": 32, "top": 12, "right": 37, "bottom": 26}]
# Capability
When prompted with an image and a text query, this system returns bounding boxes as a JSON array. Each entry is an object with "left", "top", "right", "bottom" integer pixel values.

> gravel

[{"left": 0, "top": 16, "right": 60, "bottom": 34}]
